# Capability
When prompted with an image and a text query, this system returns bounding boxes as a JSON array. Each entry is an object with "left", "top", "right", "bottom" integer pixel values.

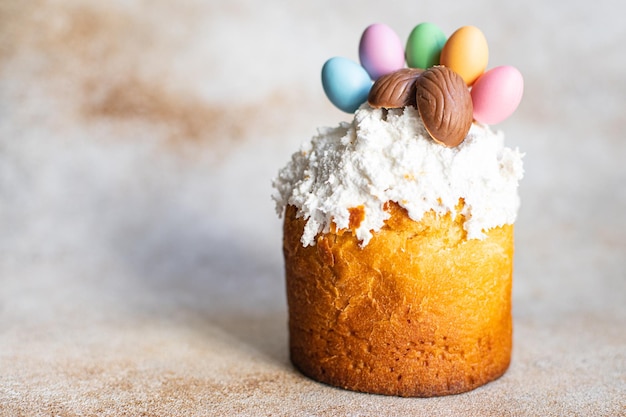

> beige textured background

[{"left": 1, "top": 0, "right": 624, "bottom": 416}]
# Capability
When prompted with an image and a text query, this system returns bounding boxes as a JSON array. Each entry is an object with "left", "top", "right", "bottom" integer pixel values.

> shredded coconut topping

[{"left": 272, "top": 105, "right": 524, "bottom": 247}]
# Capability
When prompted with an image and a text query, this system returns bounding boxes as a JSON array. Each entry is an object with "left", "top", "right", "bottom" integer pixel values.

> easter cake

[{"left": 273, "top": 23, "right": 524, "bottom": 397}]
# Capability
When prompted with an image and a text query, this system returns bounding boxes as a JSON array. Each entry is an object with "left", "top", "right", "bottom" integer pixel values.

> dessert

[{"left": 272, "top": 23, "right": 524, "bottom": 397}]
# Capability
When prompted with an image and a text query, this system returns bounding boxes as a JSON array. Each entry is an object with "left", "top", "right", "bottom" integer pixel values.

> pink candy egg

[
  {"left": 471, "top": 65, "right": 524, "bottom": 124},
  {"left": 359, "top": 23, "right": 405, "bottom": 80}
]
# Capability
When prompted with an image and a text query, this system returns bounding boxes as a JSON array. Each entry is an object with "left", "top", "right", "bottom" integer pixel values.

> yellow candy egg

[{"left": 440, "top": 26, "right": 488, "bottom": 86}]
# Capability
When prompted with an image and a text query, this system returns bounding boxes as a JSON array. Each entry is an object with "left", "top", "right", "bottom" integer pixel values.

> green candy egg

[{"left": 405, "top": 22, "right": 447, "bottom": 69}]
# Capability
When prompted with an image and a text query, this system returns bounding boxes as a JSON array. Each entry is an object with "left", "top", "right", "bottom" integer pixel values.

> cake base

[{"left": 283, "top": 202, "right": 513, "bottom": 397}]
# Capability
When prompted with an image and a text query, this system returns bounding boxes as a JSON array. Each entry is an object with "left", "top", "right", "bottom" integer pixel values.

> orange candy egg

[{"left": 440, "top": 26, "right": 488, "bottom": 86}]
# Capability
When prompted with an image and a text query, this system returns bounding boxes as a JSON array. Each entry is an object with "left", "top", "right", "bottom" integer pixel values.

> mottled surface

[{"left": 0, "top": 0, "right": 624, "bottom": 416}]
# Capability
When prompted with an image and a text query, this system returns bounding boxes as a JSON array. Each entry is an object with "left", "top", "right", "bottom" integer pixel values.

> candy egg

[
  {"left": 321, "top": 57, "right": 372, "bottom": 113},
  {"left": 359, "top": 23, "right": 405, "bottom": 80},
  {"left": 440, "top": 26, "right": 488, "bottom": 86},
  {"left": 471, "top": 65, "right": 524, "bottom": 124},
  {"left": 405, "top": 22, "right": 447, "bottom": 69}
]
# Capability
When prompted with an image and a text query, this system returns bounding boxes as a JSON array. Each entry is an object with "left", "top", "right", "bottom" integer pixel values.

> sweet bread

[
  {"left": 283, "top": 202, "right": 513, "bottom": 396},
  {"left": 273, "top": 23, "right": 524, "bottom": 396}
]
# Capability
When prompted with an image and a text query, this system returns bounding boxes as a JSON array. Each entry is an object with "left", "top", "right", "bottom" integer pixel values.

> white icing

[{"left": 272, "top": 105, "right": 524, "bottom": 247}]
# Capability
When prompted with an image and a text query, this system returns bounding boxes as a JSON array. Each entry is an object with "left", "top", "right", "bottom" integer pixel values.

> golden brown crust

[{"left": 283, "top": 202, "right": 513, "bottom": 397}]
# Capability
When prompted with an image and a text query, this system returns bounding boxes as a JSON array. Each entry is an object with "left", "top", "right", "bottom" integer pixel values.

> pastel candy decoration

[
  {"left": 359, "top": 23, "right": 405, "bottom": 80},
  {"left": 405, "top": 22, "right": 447, "bottom": 69},
  {"left": 471, "top": 65, "right": 524, "bottom": 124},
  {"left": 321, "top": 57, "right": 373, "bottom": 113},
  {"left": 321, "top": 22, "right": 523, "bottom": 123},
  {"left": 440, "top": 26, "right": 489, "bottom": 86}
]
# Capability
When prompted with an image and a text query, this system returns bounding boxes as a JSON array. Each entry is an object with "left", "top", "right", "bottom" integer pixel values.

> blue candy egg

[{"left": 321, "top": 57, "right": 372, "bottom": 113}]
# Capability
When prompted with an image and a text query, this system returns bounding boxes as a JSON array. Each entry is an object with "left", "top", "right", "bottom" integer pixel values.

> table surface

[{"left": 1, "top": 1, "right": 625, "bottom": 416}]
